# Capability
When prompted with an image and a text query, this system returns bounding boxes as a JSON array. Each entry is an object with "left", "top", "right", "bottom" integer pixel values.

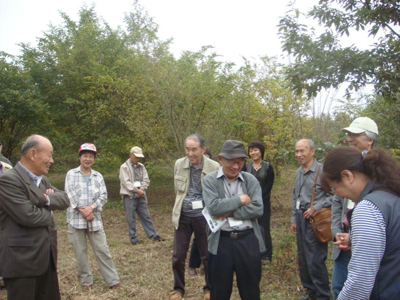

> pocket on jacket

[
  {"left": 72, "top": 184, "right": 82, "bottom": 198},
  {"left": 174, "top": 175, "right": 187, "bottom": 192}
]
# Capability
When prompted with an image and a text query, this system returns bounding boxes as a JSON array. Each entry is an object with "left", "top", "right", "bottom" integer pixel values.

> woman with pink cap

[{"left": 65, "top": 143, "right": 120, "bottom": 289}]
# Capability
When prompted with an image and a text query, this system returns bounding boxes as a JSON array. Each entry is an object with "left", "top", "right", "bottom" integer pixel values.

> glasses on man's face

[
  {"left": 224, "top": 158, "right": 244, "bottom": 167},
  {"left": 346, "top": 132, "right": 365, "bottom": 138}
]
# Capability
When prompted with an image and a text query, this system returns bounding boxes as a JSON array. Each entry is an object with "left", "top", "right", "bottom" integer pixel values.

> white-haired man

[{"left": 291, "top": 139, "right": 333, "bottom": 300}]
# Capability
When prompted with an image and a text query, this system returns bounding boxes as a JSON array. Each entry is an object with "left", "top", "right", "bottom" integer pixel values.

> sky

[
  {"left": 1, "top": 0, "right": 376, "bottom": 108},
  {"left": 0, "top": 0, "right": 317, "bottom": 65}
]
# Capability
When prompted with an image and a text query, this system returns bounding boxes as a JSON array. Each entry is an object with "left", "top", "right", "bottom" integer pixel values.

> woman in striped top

[{"left": 320, "top": 147, "right": 400, "bottom": 300}]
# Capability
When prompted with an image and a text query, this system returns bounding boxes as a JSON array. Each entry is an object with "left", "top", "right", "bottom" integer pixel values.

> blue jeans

[{"left": 332, "top": 250, "right": 351, "bottom": 300}]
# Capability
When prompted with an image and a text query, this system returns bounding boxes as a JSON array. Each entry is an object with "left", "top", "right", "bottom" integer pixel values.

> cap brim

[
  {"left": 341, "top": 126, "right": 365, "bottom": 134},
  {"left": 218, "top": 153, "right": 248, "bottom": 159},
  {"left": 134, "top": 154, "right": 144, "bottom": 158},
  {"left": 79, "top": 150, "right": 97, "bottom": 154}
]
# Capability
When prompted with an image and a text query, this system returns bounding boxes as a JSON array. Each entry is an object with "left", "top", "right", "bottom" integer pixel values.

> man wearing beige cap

[
  {"left": 341, "top": 117, "right": 378, "bottom": 150},
  {"left": 331, "top": 117, "right": 379, "bottom": 299},
  {"left": 119, "top": 146, "right": 165, "bottom": 245}
]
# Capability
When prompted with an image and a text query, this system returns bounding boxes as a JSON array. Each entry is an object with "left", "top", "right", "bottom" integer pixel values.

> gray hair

[
  {"left": 184, "top": 133, "right": 206, "bottom": 148},
  {"left": 296, "top": 139, "right": 315, "bottom": 150},
  {"left": 21, "top": 134, "right": 47, "bottom": 156},
  {"left": 365, "top": 130, "right": 378, "bottom": 148}
]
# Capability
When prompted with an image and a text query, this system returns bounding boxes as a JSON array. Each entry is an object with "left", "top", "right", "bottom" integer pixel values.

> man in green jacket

[
  {"left": 170, "top": 134, "right": 219, "bottom": 300},
  {"left": 203, "top": 140, "right": 264, "bottom": 300}
]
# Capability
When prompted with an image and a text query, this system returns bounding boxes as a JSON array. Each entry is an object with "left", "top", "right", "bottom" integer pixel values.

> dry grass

[{"left": 0, "top": 166, "right": 333, "bottom": 300}]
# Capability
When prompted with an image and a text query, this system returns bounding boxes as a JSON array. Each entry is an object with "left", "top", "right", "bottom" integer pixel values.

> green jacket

[
  {"left": 202, "top": 170, "right": 265, "bottom": 255},
  {"left": 172, "top": 155, "right": 220, "bottom": 229}
]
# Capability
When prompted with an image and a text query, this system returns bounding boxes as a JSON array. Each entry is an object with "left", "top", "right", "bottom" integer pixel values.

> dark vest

[{"left": 360, "top": 183, "right": 400, "bottom": 300}]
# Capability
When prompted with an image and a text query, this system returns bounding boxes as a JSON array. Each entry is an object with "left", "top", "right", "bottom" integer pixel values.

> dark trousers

[
  {"left": 4, "top": 253, "right": 60, "bottom": 300},
  {"left": 296, "top": 210, "right": 331, "bottom": 300},
  {"left": 189, "top": 237, "right": 201, "bottom": 269},
  {"left": 172, "top": 215, "right": 209, "bottom": 294},
  {"left": 258, "top": 199, "right": 272, "bottom": 260},
  {"left": 208, "top": 232, "right": 261, "bottom": 300}
]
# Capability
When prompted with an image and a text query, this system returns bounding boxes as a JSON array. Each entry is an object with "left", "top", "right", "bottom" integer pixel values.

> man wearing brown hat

[
  {"left": 202, "top": 140, "right": 264, "bottom": 300},
  {"left": 119, "top": 146, "right": 165, "bottom": 245}
]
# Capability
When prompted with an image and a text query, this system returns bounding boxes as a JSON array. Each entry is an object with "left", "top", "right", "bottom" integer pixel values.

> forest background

[{"left": 1, "top": 0, "right": 399, "bottom": 174}]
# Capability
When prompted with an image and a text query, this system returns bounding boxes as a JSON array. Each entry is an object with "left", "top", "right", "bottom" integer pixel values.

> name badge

[
  {"left": 134, "top": 181, "right": 141, "bottom": 188},
  {"left": 192, "top": 200, "right": 203, "bottom": 210},
  {"left": 228, "top": 217, "right": 243, "bottom": 227},
  {"left": 347, "top": 201, "right": 355, "bottom": 209},
  {"left": 296, "top": 200, "right": 300, "bottom": 210}
]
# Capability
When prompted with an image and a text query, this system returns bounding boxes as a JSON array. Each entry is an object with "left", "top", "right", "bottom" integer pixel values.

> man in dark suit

[{"left": 0, "top": 134, "right": 69, "bottom": 300}]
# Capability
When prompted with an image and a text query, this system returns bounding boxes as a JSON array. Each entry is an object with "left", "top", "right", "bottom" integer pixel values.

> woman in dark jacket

[{"left": 243, "top": 141, "right": 275, "bottom": 263}]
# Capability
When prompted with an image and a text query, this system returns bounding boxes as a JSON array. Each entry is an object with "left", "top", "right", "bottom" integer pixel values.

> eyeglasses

[
  {"left": 224, "top": 158, "right": 245, "bottom": 167},
  {"left": 346, "top": 132, "right": 365, "bottom": 138}
]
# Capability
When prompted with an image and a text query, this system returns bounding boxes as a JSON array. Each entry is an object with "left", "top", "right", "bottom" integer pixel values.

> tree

[
  {"left": 0, "top": 52, "right": 49, "bottom": 159},
  {"left": 363, "top": 95, "right": 400, "bottom": 150},
  {"left": 252, "top": 57, "right": 311, "bottom": 169},
  {"left": 19, "top": 5, "right": 133, "bottom": 166},
  {"left": 134, "top": 46, "right": 252, "bottom": 161},
  {"left": 278, "top": 0, "right": 400, "bottom": 102}
]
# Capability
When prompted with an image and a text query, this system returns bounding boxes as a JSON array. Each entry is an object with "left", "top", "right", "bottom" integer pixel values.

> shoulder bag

[{"left": 309, "top": 165, "right": 332, "bottom": 243}]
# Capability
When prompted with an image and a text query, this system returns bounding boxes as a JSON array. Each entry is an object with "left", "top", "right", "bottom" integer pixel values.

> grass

[{"left": 0, "top": 166, "right": 333, "bottom": 300}]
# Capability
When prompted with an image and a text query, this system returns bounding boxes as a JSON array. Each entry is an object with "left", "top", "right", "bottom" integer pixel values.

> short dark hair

[
  {"left": 248, "top": 141, "right": 265, "bottom": 160},
  {"left": 184, "top": 133, "right": 206, "bottom": 148},
  {"left": 79, "top": 150, "right": 96, "bottom": 158},
  {"left": 204, "top": 148, "right": 212, "bottom": 159}
]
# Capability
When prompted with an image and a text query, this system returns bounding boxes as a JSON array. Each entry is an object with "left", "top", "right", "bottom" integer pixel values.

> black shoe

[
  {"left": 153, "top": 235, "right": 166, "bottom": 242},
  {"left": 131, "top": 240, "right": 139, "bottom": 245}
]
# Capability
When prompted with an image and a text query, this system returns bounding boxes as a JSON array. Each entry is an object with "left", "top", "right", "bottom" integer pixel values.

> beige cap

[
  {"left": 342, "top": 117, "right": 378, "bottom": 135},
  {"left": 130, "top": 146, "right": 144, "bottom": 158}
]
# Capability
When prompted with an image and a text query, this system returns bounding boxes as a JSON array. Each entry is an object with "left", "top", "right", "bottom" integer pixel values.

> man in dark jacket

[{"left": 0, "top": 134, "right": 69, "bottom": 300}]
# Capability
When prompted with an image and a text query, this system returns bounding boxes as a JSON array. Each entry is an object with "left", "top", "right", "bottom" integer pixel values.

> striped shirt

[
  {"left": 181, "top": 162, "right": 204, "bottom": 217},
  {"left": 132, "top": 163, "right": 145, "bottom": 199},
  {"left": 65, "top": 166, "right": 108, "bottom": 231},
  {"left": 339, "top": 200, "right": 386, "bottom": 300}
]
